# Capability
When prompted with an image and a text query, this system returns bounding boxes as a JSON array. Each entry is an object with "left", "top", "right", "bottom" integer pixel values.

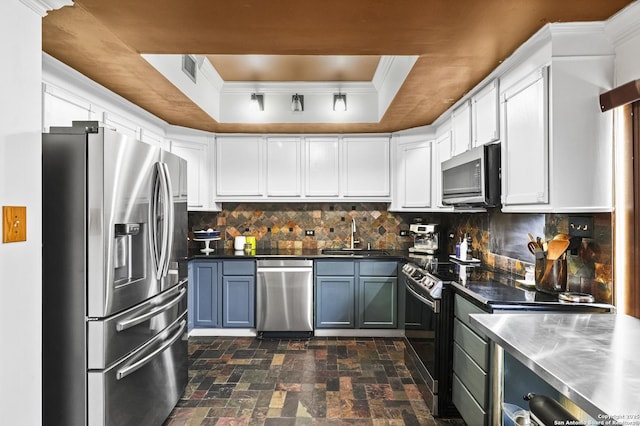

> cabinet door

[
  {"left": 357, "top": 277, "right": 397, "bottom": 328},
  {"left": 216, "top": 136, "right": 263, "bottom": 197},
  {"left": 266, "top": 137, "right": 301, "bottom": 197},
  {"left": 472, "top": 80, "right": 499, "bottom": 147},
  {"left": 343, "top": 137, "right": 390, "bottom": 197},
  {"left": 396, "top": 141, "right": 432, "bottom": 209},
  {"left": 222, "top": 275, "right": 255, "bottom": 328},
  {"left": 42, "top": 84, "right": 94, "bottom": 132},
  {"left": 189, "top": 261, "right": 221, "bottom": 328},
  {"left": 315, "top": 277, "right": 355, "bottom": 328},
  {"left": 171, "top": 139, "right": 210, "bottom": 209},
  {"left": 140, "top": 128, "right": 168, "bottom": 150},
  {"left": 103, "top": 111, "right": 139, "bottom": 140},
  {"left": 305, "top": 137, "right": 340, "bottom": 197},
  {"left": 451, "top": 101, "right": 471, "bottom": 156},
  {"left": 433, "top": 132, "right": 453, "bottom": 208},
  {"left": 502, "top": 68, "right": 549, "bottom": 205}
]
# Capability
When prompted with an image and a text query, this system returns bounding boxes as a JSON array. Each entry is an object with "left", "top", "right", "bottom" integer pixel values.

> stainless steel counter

[{"left": 469, "top": 313, "right": 640, "bottom": 420}]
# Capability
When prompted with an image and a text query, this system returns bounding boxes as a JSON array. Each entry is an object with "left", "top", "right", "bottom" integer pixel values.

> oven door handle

[{"left": 405, "top": 281, "right": 440, "bottom": 314}]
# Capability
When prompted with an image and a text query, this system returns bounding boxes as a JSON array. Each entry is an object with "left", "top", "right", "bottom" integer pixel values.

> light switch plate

[{"left": 2, "top": 206, "right": 27, "bottom": 243}]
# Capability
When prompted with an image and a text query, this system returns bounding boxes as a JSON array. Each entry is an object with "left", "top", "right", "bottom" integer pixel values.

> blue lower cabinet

[
  {"left": 223, "top": 275, "right": 255, "bottom": 328},
  {"left": 315, "top": 276, "right": 356, "bottom": 328},
  {"left": 189, "top": 259, "right": 256, "bottom": 329},
  {"left": 315, "top": 259, "right": 398, "bottom": 329},
  {"left": 358, "top": 277, "right": 397, "bottom": 328},
  {"left": 189, "top": 260, "right": 221, "bottom": 328}
]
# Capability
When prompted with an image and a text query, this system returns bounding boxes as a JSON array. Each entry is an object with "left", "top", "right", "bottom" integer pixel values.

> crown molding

[
  {"left": 605, "top": 1, "right": 640, "bottom": 46},
  {"left": 20, "top": 0, "right": 72, "bottom": 17}
]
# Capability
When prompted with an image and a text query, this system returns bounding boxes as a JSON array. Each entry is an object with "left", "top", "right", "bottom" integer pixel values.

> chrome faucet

[{"left": 350, "top": 218, "right": 360, "bottom": 249}]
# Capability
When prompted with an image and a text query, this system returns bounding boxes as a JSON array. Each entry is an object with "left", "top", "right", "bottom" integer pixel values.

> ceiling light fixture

[
  {"left": 250, "top": 93, "right": 264, "bottom": 111},
  {"left": 333, "top": 93, "right": 347, "bottom": 112},
  {"left": 291, "top": 93, "right": 304, "bottom": 112}
]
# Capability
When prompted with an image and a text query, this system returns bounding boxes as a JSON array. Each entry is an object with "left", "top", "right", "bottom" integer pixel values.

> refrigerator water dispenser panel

[{"left": 113, "top": 223, "right": 145, "bottom": 287}]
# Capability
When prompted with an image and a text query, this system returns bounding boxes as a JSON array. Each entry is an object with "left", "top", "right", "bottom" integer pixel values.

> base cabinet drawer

[
  {"left": 454, "top": 295, "right": 488, "bottom": 337},
  {"left": 453, "top": 342, "right": 488, "bottom": 407},
  {"left": 452, "top": 373, "right": 488, "bottom": 426},
  {"left": 454, "top": 318, "right": 489, "bottom": 368}
]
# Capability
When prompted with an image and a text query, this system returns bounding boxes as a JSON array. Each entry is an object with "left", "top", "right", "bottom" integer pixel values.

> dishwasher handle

[
  {"left": 257, "top": 267, "right": 313, "bottom": 273},
  {"left": 257, "top": 259, "right": 313, "bottom": 270}
]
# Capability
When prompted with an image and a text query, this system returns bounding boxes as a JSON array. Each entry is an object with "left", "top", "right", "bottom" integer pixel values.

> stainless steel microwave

[{"left": 441, "top": 143, "right": 501, "bottom": 208}]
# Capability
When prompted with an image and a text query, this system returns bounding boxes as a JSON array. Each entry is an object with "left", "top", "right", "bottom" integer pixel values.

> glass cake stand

[{"left": 192, "top": 237, "right": 220, "bottom": 253}]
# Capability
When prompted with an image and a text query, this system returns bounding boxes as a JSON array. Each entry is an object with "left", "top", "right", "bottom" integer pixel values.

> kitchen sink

[{"left": 321, "top": 248, "right": 391, "bottom": 256}]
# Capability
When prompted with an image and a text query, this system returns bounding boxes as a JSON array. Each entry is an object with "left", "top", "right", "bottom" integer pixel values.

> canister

[{"left": 245, "top": 236, "right": 256, "bottom": 250}]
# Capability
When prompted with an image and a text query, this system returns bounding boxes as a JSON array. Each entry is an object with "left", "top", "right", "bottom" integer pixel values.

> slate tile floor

[{"left": 163, "top": 336, "right": 465, "bottom": 426}]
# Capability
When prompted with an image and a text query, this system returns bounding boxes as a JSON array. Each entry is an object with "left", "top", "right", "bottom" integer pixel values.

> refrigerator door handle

[
  {"left": 159, "top": 162, "right": 174, "bottom": 279},
  {"left": 116, "top": 287, "right": 187, "bottom": 332},
  {"left": 116, "top": 319, "right": 186, "bottom": 381},
  {"left": 150, "top": 162, "right": 174, "bottom": 280},
  {"left": 149, "top": 162, "right": 162, "bottom": 279}
]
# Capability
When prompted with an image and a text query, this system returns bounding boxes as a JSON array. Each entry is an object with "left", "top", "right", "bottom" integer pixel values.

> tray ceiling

[{"left": 42, "top": 0, "right": 634, "bottom": 134}]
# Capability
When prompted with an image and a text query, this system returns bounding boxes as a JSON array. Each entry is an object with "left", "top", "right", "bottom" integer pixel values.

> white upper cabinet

[
  {"left": 42, "top": 84, "right": 95, "bottom": 131},
  {"left": 266, "top": 137, "right": 301, "bottom": 197},
  {"left": 391, "top": 136, "right": 432, "bottom": 211},
  {"left": 140, "top": 128, "right": 169, "bottom": 150},
  {"left": 472, "top": 80, "right": 499, "bottom": 147},
  {"left": 305, "top": 137, "right": 340, "bottom": 197},
  {"left": 500, "top": 26, "right": 614, "bottom": 212},
  {"left": 216, "top": 136, "right": 263, "bottom": 198},
  {"left": 502, "top": 68, "right": 549, "bottom": 206},
  {"left": 170, "top": 137, "right": 216, "bottom": 210},
  {"left": 451, "top": 101, "right": 472, "bottom": 156},
  {"left": 213, "top": 135, "right": 390, "bottom": 201},
  {"left": 433, "top": 130, "right": 454, "bottom": 210},
  {"left": 342, "top": 136, "right": 390, "bottom": 198}
]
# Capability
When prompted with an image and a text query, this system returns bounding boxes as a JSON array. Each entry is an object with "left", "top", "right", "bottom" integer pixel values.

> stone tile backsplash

[
  {"left": 189, "top": 205, "right": 613, "bottom": 303},
  {"left": 189, "top": 203, "right": 415, "bottom": 251}
]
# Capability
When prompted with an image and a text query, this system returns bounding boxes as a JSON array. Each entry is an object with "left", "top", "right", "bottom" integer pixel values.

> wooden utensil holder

[{"left": 535, "top": 254, "right": 567, "bottom": 293}]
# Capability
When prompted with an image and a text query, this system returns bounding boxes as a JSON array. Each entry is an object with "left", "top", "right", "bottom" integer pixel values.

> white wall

[{"left": 0, "top": 1, "right": 44, "bottom": 425}]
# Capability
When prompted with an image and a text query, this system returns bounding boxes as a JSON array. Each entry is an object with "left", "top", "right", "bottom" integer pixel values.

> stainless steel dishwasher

[{"left": 256, "top": 259, "right": 314, "bottom": 337}]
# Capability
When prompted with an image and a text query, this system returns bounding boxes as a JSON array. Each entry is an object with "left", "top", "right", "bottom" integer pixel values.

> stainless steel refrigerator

[{"left": 43, "top": 122, "right": 189, "bottom": 426}]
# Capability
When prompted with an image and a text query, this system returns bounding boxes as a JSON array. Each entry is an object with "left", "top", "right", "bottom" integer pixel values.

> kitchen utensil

[
  {"left": 527, "top": 233, "right": 536, "bottom": 243},
  {"left": 234, "top": 236, "right": 247, "bottom": 250},
  {"left": 546, "top": 239, "right": 570, "bottom": 260},
  {"left": 553, "top": 233, "right": 571, "bottom": 241},
  {"left": 527, "top": 242, "right": 539, "bottom": 255}
]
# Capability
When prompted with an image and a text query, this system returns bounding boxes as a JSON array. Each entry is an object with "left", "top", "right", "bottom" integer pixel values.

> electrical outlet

[
  {"left": 399, "top": 230, "right": 410, "bottom": 237},
  {"left": 568, "top": 216, "right": 593, "bottom": 238},
  {"left": 305, "top": 230, "right": 315, "bottom": 236}
]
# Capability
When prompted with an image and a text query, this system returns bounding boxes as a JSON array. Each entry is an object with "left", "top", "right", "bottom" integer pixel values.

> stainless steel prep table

[{"left": 469, "top": 312, "right": 640, "bottom": 421}]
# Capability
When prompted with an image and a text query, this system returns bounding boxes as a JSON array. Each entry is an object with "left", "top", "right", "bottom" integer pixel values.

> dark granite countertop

[{"left": 188, "top": 248, "right": 408, "bottom": 260}]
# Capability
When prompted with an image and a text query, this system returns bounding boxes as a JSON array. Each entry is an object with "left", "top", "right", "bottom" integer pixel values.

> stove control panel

[{"left": 402, "top": 262, "right": 443, "bottom": 299}]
